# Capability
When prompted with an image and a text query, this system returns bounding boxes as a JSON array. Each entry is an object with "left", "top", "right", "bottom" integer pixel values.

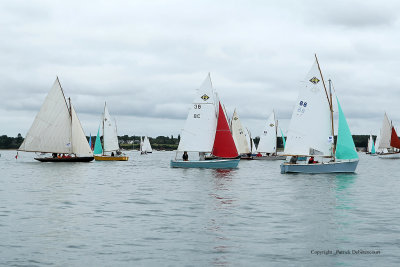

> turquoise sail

[
  {"left": 280, "top": 128, "right": 286, "bottom": 149},
  {"left": 88, "top": 133, "right": 92, "bottom": 150},
  {"left": 335, "top": 97, "right": 358, "bottom": 160},
  {"left": 371, "top": 137, "right": 376, "bottom": 154},
  {"left": 93, "top": 126, "right": 103, "bottom": 155}
]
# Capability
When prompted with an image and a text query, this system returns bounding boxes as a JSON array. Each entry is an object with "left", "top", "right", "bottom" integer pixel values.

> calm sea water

[{"left": 0, "top": 150, "right": 399, "bottom": 266}]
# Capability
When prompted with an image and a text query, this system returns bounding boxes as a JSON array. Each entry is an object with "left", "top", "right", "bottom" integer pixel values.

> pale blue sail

[
  {"left": 371, "top": 137, "right": 376, "bottom": 154},
  {"left": 335, "top": 97, "right": 358, "bottom": 160},
  {"left": 93, "top": 126, "right": 103, "bottom": 155},
  {"left": 280, "top": 128, "right": 286, "bottom": 149}
]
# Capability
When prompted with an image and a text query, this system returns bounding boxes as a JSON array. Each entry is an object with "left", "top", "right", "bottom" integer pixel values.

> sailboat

[
  {"left": 230, "top": 109, "right": 251, "bottom": 159},
  {"left": 280, "top": 56, "right": 359, "bottom": 174},
  {"left": 366, "top": 134, "right": 376, "bottom": 155},
  {"left": 18, "top": 78, "right": 94, "bottom": 162},
  {"left": 140, "top": 136, "right": 152, "bottom": 154},
  {"left": 93, "top": 102, "right": 129, "bottom": 161},
  {"left": 254, "top": 111, "right": 285, "bottom": 160},
  {"left": 377, "top": 113, "right": 400, "bottom": 159},
  {"left": 170, "top": 74, "right": 240, "bottom": 168}
]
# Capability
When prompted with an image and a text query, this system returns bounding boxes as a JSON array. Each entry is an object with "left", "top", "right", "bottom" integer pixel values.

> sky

[{"left": 1, "top": 0, "right": 400, "bottom": 138}]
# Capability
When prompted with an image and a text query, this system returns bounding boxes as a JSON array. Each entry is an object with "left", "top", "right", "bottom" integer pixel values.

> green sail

[
  {"left": 371, "top": 137, "right": 376, "bottom": 154},
  {"left": 335, "top": 97, "right": 358, "bottom": 160},
  {"left": 280, "top": 128, "right": 286, "bottom": 149},
  {"left": 93, "top": 126, "right": 103, "bottom": 155}
]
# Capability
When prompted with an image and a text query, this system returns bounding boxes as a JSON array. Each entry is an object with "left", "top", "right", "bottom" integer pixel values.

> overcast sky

[{"left": 1, "top": 0, "right": 400, "bottom": 138}]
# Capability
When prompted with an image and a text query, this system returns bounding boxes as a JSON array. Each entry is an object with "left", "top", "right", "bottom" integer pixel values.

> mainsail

[
  {"left": 177, "top": 74, "right": 217, "bottom": 152},
  {"left": 284, "top": 60, "right": 333, "bottom": 156},
  {"left": 212, "top": 102, "right": 238, "bottom": 158},
  {"left": 142, "top": 136, "right": 153, "bottom": 152},
  {"left": 231, "top": 109, "right": 251, "bottom": 154},
  {"left": 257, "top": 111, "right": 277, "bottom": 154},
  {"left": 102, "top": 103, "right": 120, "bottom": 152},
  {"left": 378, "top": 113, "right": 392, "bottom": 150}
]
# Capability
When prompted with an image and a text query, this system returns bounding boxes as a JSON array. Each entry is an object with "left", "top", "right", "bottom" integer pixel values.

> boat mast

[
  {"left": 68, "top": 97, "right": 73, "bottom": 155},
  {"left": 315, "top": 54, "right": 335, "bottom": 160},
  {"left": 103, "top": 102, "right": 106, "bottom": 156},
  {"left": 275, "top": 112, "right": 278, "bottom": 155}
]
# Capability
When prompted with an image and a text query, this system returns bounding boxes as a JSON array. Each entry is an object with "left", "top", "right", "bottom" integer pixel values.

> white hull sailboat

[
  {"left": 280, "top": 55, "right": 359, "bottom": 174},
  {"left": 171, "top": 74, "right": 239, "bottom": 169},
  {"left": 18, "top": 78, "right": 94, "bottom": 162},
  {"left": 376, "top": 113, "right": 400, "bottom": 159},
  {"left": 93, "top": 102, "right": 128, "bottom": 161},
  {"left": 254, "top": 110, "right": 285, "bottom": 160}
]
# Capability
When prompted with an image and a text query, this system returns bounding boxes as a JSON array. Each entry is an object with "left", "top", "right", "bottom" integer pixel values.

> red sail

[
  {"left": 390, "top": 127, "right": 400, "bottom": 149},
  {"left": 212, "top": 102, "right": 238, "bottom": 158}
]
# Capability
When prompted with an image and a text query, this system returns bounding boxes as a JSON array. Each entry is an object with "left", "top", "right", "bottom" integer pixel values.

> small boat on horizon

[
  {"left": 140, "top": 136, "right": 153, "bottom": 154},
  {"left": 18, "top": 78, "right": 94, "bottom": 162},
  {"left": 376, "top": 113, "right": 400, "bottom": 159}
]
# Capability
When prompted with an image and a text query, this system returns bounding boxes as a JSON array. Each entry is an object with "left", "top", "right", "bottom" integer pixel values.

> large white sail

[
  {"left": 367, "top": 135, "right": 372, "bottom": 153},
  {"left": 178, "top": 74, "right": 217, "bottom": 152},
  {"left": 103, "top": 104, "right": 120, "bottom": 152},
  {"left": 19, "top": 78, "right": 73, "bottom": 153},
  {"left": 71, "top": 104, "right": 93, "bottom": 156},
  {"left": 142, "top": 136, "right": 153, "bottom": 152},
  {"left": 257, "top": 111, "right": 277, "bottom": 153},
  {"left": 378, "top": 113, "right": 392, "bottom": 150},
  {"left": 231, "top": 109, "right": 251, "bottom": 154},
  {"left": 284, "top": 61, "right": 333, "bottom": 156}
]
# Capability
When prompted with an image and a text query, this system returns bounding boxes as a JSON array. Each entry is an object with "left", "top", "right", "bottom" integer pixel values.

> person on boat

[
  {"left": 256, "top": 152, "right": 262, "bottom": 157},
  {"left": 289, "top": 156, "right": 298, "bottom": 164},
  {"left": 199, "top": 152, "right": 205, "bottom": 160},
  {"left": 57, "top": 154, "right": 61, "bottom": 159},
  {"left": 111, "top": 152, "right": 115, "bottom": 157},
  {"left": 52, "top": 153, "right": 57, "bottom": 158},
  {"left": 116, "top": 150, "right": 122, "bottom": 156},
  {"left": 182, "top": 151, "right": 189, "bottom": 161},
  {"left": 308, "top": 156, "right": 319, "bottom": 164}
]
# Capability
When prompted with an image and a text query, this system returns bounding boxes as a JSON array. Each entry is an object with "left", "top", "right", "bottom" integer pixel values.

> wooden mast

[{"left": 315, "top": 54, "right": 335, "bottom": 160}]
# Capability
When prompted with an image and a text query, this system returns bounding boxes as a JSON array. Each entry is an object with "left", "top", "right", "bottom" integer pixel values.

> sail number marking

[
  {"left": 194, "top": 104, "right": 201, "bottom": 109},
  {"left": 194, "top": 114, "right": 200, "bottom": 118}
]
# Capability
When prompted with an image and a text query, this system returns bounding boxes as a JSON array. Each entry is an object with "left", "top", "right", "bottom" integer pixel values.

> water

[{"left": 0, "top": 150, "right": 399, "bottom": 266}]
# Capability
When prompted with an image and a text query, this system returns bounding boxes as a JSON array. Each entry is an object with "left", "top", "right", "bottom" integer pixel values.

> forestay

[
  {"left": 257, "top": 111, "right": 277, "bottom": 153},
  {"left": 284, "top": 61, "right": 333, "bottom": 156},
  {"left": 231, "top": 109, "right": 251, "bottom": 154},
  {"left": 103, "top": 104, "right": 120, "bottom": 152},
  {"left": 177, "top": 74, "right": 217, "bottom": 152},
  {"left": 19, "top": 78, "right": 72, "bottom": 153}
]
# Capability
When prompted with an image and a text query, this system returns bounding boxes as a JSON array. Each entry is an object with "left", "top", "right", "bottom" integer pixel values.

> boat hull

[
  {"left": 252, "top": 155, "right": 286, "bottom": 161},
  {"left": 378, "top": 152, "right": 400, "bottom": 159},
  {"left": 170, "top": 159, "right": 240, "bottom": 169},
  {"left": 94, "top": 155, "right": 129, "bottom": 161},
  {"left": 35, "top": 157, "right": 94, "bottom": 162},
  {"left": 280, "top": 160, "right": 359, "bottom": 174}
]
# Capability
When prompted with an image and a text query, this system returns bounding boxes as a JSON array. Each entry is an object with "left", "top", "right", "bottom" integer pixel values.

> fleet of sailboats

[
  {"left": 280, "top": 56, "right": 359, "bottom": 173},
  {"left": 93, "top": 102, "right": 129, "bottom": 161},
  {"left": 16, "top": 57, "right": 398, "bottom": 171}
]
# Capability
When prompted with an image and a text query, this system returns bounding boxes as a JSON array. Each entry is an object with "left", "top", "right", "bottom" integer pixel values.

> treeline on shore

[{"left": 0, "top": 134, "right": 377, "bottom": 150}]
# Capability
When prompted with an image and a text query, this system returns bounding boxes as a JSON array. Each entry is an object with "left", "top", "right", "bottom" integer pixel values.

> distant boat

[
  {"left": 18, "top": 78, "right": 94, "bottom": 162},
  {"left": 366, "top": 134, "right": 376, "bottom": 155},
  {"left": 377, "top": 113, "right": 400, "bottom": 159},
  {"left": 170, "top": 74, "right": 240, "bottom": 168},
  {"left": 230, "top": 109, "right": 251, "bottom": 158},
  {"left": 140, "top": 136, "right": 153, "bottom": 154},
  {"left": 254, "top": 111, "right": 285, "bottom": 160},
  {"left": 280, "top": 56, "right": 359, "bottom": 174},
  {"left": 93, "top": 102, "right": 128, "bottom": 161}
]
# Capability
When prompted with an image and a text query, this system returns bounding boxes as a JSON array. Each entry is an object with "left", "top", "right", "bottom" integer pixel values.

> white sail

[
  {"left": 177, "top": 74, "right": 217, "bottom": 152},
  {"left": 142, "top": 136, "right": 153, "bottom": 152},
  {"left": 71, "top": 104, "right": 93, "bottom": 156},
  {"left": 230, "top": 109, "right": 251, "bottom": 154},
  {"left": 257, "top": 111, "right": 277, "bottom": 154},
  {"left": 284, "top": 61, "right": 333, "bottom": 156},
  {"left": 251, "top": 138, "right": 256, "bottom": 154},
  {"left": 19, "top": 78, "right": 73, "bottom": 153},
  {"left": 378, "top": 113, "right": 392, "bottom": 150},
  {"left": 139, "top": 137, "right": 144, "bottom": 151},
  {"left": 367, "top": 135, "right": 372, "bottom": 153},
  {"left": 103, "top": 104, "right": 120, "bottom": 152}
]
